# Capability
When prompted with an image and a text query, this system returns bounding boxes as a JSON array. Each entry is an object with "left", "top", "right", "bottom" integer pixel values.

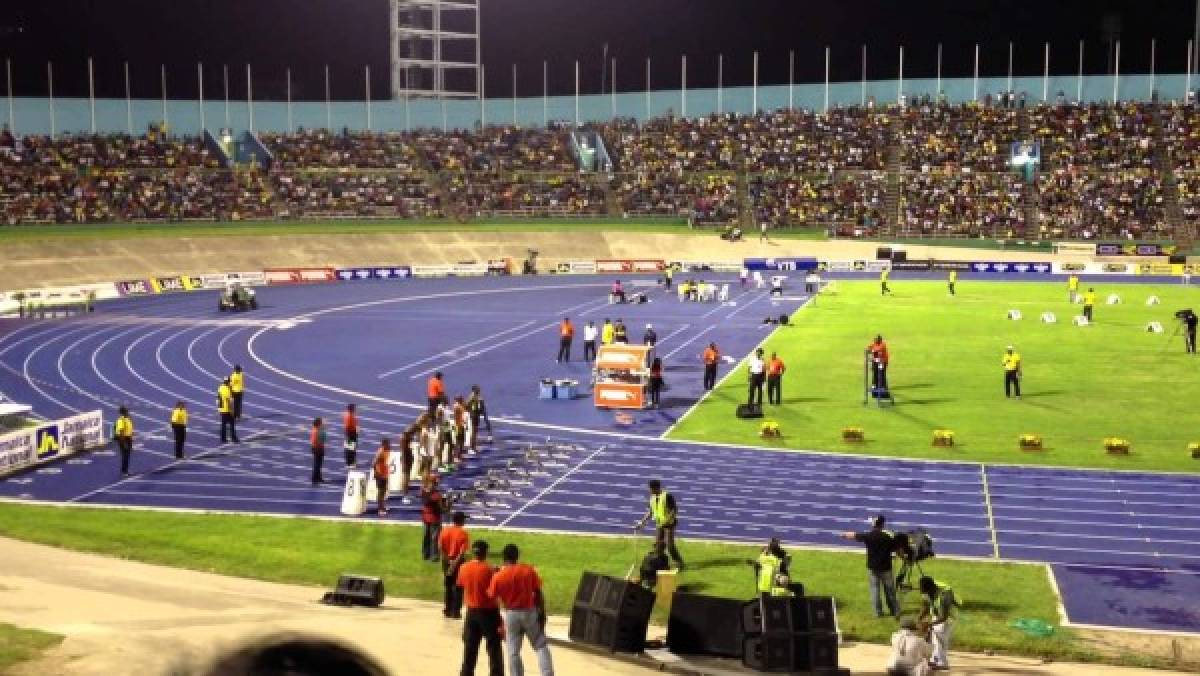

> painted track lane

[{"left": 2, "top": 275, "right": 1199, "bottom": 634}]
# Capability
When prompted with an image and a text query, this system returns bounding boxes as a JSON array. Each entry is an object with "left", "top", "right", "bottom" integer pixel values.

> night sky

[{"left": 0, "top": 0, "right": 1193, "bottom": 100}]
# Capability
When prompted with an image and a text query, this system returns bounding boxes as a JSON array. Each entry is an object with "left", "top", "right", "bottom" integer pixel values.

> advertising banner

[
  {"left": 595, "top": 259, "right": 665, "bottom": 273},
  {"left": 1136, "top": 263, "right": 1180, "bottom": 276},
  {"left": 412, "top": 264, "right": 454, "bottom": 277},
  {"left": 337, "top": 268, "right": 374, "bottom": 281},
  {"left": 1096, "top": 242, "right": 1176, "bottom": 257},
  {"left": 451, "top": 263, "right": 489, "bottom": 276},
  {"left": 150, "top": 276, "right": 196, "bottom": 293},
  {"left": 891, "top": 260, "right": 932, "bottom": 271},
  {"left": 930, "top": 261, "right": 974, "bottom": 271},
  {"left": 199, "top": 272, "right": 267, "bottom": 289},
  {"left": 568, "top": 261, "right": 597, "bottom": 274},
  {"left": 1052, "top": 262, "right": 1135, "bottom": 275},
  {"left": 743, "top": 257, "right": 820, "bottom": 273},
  {"left": 487, "top": 259, "right": 512, "bottom": 275},
  {"left": 0, "top": 429, "right": 35, "bottom": 474},
  {"left": 116, "top": 279, "right": 155, "bottom": 296},
  {"left": 0, "top": 410, "right": 103, "bottom": 476},
  {"left": 264, "top": 267, "right": 337, "bottom": 285},
  {"left": 970, "top": 262, "right": 1053, "bottom": 274}
]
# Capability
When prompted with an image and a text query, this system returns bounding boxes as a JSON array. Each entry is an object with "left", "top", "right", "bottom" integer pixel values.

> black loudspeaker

[
  {"left": 736, "top": 404, "right": 764, "bottom": 419},
  {"left": 569, "top": 573, "right": 655, "bottom": 653},
  {"left": 891, "top": 249, "right": 908, "bottom": 262},
  {"left": 742, "top": 632, "right": 839, "bottom": 672},
  {"left": 322, "top": 574, "right": 384, "bottom": 607},
  {"left": 743, "top": 596, "right": 835, "bottom": 634},
  {"left": 876, "top": 246, "right": 892, "bottom": 260},
  {"left": 667, "top": 592, "right": 745, "bottom": 658},
  {"left": 1169, "top": 254, "right": 1187, "bottom": 264}
]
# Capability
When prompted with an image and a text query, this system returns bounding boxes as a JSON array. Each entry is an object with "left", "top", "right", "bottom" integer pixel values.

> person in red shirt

[
  {"left": 371, "top": 437, "right": 391, "bottom": 516},
  {"left": 343, "top": 403, "right": 359, "bottom": 468},
  {"left": 702, "top": 342, "right": 720, "bottom": 391},
  {"left": 457, "top": 540, "right": 503, "bottom": 676},
  {"left": 439, "top": 511, "right": 470, "bottom": 618},
  {"left": 427, "top": 371, "right": 446, "bottom": 417},
  {"left": 421, "top": 476, "right": 445, "bottom": 562},
  {"left": 309, "top": 417, "right": 326, "bottom": 485},
  {"left": 488, "top": 544, "right": 554, "bottom": 676},
  {"left": 556, "top": 318, "right": 574, "bottom": 363},
  {"left": 766, "top": 352, "right": 786, "bottom": 405}
]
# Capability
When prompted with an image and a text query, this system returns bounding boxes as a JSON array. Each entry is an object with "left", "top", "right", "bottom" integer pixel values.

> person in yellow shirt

[
  {"left": 170, "top": 401, "right": 188, "bottom": 459},
  {"left": 229, "top": 365, "right": 245, "bottom": 420},
  {"left": 881, "top": 266, "right": 892, "bottom": 296},
  {"left": 1067, "top": 274, "right": 1080, "bottom": 303},
  {"left": 1003, "top": 346, "right": 1022, "bottom": 399},
  {"left": 601, "top": 318, "right": 615, "bottom": 345},
  {"left": 947, "top": 270, "right": 958, "bottom": 296},
  {"left": 218, "top": 379, "right": 239, "bottom": 443},
  {"left": 1083, "top": 288, "right": 1096, "bottom": 322},
  {"left": 114, "top": 406, "right": 134, "bottom": 476}
]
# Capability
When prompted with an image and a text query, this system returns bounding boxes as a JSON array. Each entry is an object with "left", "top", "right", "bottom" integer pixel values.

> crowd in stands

[
  {"left": 2, "top": 98, "right": 1199, "bottom": 234},
  {"left": 749, "top": 171, "right": 887, "bottom": 231}
]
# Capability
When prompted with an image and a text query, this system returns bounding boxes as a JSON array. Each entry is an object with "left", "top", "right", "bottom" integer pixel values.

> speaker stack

[
  {"left": 666, "top": 592, "right": 746, "bottom": 658},
  {"left": 741, "top": 595, "right": 847, "bottom": 675},
  {"left": 568, "top": 572, "right": 656, "bottom": 653},
  {"left": 321, "top": 574, "right": 385, "bottom": 607}
]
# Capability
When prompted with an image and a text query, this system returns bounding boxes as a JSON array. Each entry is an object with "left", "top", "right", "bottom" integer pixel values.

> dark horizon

[{"left": 0, "top": 0, "right": 1194, "bottom": 101}]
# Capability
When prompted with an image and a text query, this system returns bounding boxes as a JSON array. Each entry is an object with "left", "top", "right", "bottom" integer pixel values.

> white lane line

[
  {"left": 499, "top": 444, "right": 608, "bottom": 528},
  {"left": 377, "top": 320, "right": 537, "bottom": 378}
]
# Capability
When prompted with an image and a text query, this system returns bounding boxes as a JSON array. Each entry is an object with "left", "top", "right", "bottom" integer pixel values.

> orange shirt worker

[
  {"left": 767, "top": 352, "right": 786, "bottom": 405},
  {"left": 439, "top": 511, "right": 470, "bottom": 619},
  {"left": 488, "top": 544, "right": 555, "bottom": 676},
  {"left": 427, "top": 371, "right": 447, "bottom": 417},
  {"left": 556, "top": 317, "right": 574, "bottom": 363},
  {"left": 457, "top": 540, "right": 504, "bottom": 676}
]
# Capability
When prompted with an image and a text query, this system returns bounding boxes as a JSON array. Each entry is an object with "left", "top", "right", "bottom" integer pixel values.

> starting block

[
  {"left": 1007, "top": 309, "right": 1023, "bottom": 320},
  {"left": 1146, "top": 321, "right": 1164, "bottom": 334},
  {"left": 1072, "top": 316, "right": 1090, "bottom": 326},
  {"left": 1146, "top": 295, "right": 1161, "bottom": 306},
  {"left": 1040, "top": 312, "right": 1057, "bottom": 323},
  {"left": 1106, "top": 294, "right": 1122, "bottom": 305}
]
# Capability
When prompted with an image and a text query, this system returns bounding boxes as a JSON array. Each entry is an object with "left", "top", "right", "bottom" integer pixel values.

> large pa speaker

[
  {"left": 736, "top": 403, "right": 764, "bottom": 419},
  {"left": 876, "top": 246, "right": 892, "bottom": 260},
  {"left": 891, "top": 249, "right": 908, "bottom": 262},
  {"left": 666, "top": 592, "right": 745, "bottom": 658},
  {"left": 742, "top": 596, "right": 835, "bottom": 634},
  {"left": 569, "top": 573, "right": 655, "bottom": 653},
  {"left": 321, "top": 574, "right": 384, "bottom": 607},
  {"left": 1169, "top": 254, "right": 1187, "bottom": 264},
  {"left": 742, "top": 632, "right": 839, "bottom": 672}
]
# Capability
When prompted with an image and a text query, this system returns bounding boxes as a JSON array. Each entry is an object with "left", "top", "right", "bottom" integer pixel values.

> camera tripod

[
  {"left": 1162, "top": 319, "right": 1196, "bottom": 354},
  {"left": 895, "top": 556, "right": 928, "bottom": 593}
]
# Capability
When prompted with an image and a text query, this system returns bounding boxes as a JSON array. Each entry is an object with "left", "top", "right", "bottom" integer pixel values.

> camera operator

[
  {"left": 1182, "top": 310, "right": 1198, "bottom": 354},
  {"left": 748, "top": 537, "right": 803, "bottom": 597},
  {"left": 841, "top": 515, "right": 899, "bottom": 618}
]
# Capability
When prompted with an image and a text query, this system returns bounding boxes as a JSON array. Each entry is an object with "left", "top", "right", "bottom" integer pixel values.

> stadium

[{"left": 1, "top": 1, "right": 1199, "bottom": 674}]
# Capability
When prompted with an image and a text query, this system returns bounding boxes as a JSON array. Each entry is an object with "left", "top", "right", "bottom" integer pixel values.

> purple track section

[{"left": 1, "top": 273, "right": 1198, "bottom": 635}]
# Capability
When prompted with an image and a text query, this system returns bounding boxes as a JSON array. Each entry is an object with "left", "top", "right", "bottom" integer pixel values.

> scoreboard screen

[{"left": 1010, "top": 141, "right": 1041, "bottom": 167}]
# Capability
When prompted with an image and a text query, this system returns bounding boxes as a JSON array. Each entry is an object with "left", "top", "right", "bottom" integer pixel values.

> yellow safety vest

[
  {"left": 1084, "top": 292, "right": 1096, "bottom": 306},
  {"left": 218, "top": 385, "right": 233, "bottom": 413},
  {"left": 756, "top": 552, "right": 793, "bottom": 596},
  {"left": 230, "top": 371, "right": 244, "bottom": 393},
  {"left": 1068, "top": 276, "right": 1079, "bottom": 291},
  {"left": 114, "top": 416, "right": 133, "bottom": 438},
  {"left": 170, "top": 408, "right": 188, "bottom": 426},
  {"left": 650, "top": 492, "right": 676, "bottom": 527},
  {"left": 602, "top": 324, "right": 614, "bottom": 345},
  {"left": 949, "top": 271, "right": 957, "bottom": 283},
  {"left": 1003, "top": 352, "right": 1021, "bottom": 372}
]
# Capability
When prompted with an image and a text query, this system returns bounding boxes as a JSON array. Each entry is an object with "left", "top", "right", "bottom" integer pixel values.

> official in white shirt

[
  {"left": 583, "top": 321, "right": 599, "bottom": 362},
  {"left": 747, "top": 348, "right": 766, "bottom": 408}
]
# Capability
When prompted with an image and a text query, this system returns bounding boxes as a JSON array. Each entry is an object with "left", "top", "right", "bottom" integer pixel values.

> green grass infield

[
  {"left": 0, "top": 503, "right": 1129, "bottom": 665},
  {"left": 669, "top": 279, "right": 1200, "bottom": 472}
]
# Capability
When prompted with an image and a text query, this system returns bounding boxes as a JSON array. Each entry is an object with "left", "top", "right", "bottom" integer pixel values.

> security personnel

[
  {"left": 752, "top": 538, "right": 798, "bottom": 597},
  {"left": 310, "top": 417, "right": 326, "bottom": 485},
  {"left": 947, "top": 269, "right": 957, "bottom": 296},
  {"left": 636, "top": 479, "right": 684, "bottom": 570},
  {"left": 343, "top": 403, "right": 359, "bottom": 467},
  {"left": 1185, "top": 310, "right": 1198, "bottom": 354},
  {"left": 613, "top": 318, "right": 628, "bottom": 344},
  {"left": 1068, "top": 273, "right": 1080, "bottom": 302},
  {"left": 880, "top": 266, "right": 892, "bottom": 295},
  {"left": 114, "top": 406, "right": 134, "bottom": 476},
  {"left": 663, "top": 265, "right": 674, "bottom": 292},
  {"left": 766, "top": 352, "right": 786, "bottom": 405},
  {"left": 702, "top": 342, "right": 720, "bottom": 391},
  {"left": 556, "top": 317, "right": 574, "bottom": 362},
  {"left": 1003, "top": 345, "right": 1022, "bottom": 399},
  {"left": 601, "top": 318, "right": 615, "bottom": 346},
  {"left": 919, "top": 576, "right": 960, "bottom": 671},
  {"left": 217, "top": 379, "right": 238, "bottom": 443},
  {"left": 229, "top": 365, "right": 245, "bottom": 420},
  {"left": 1083, "top": 287, "right": 1097, "bottom": 322},
  {"left": 169, "top": 400, "right": 187, "bottom": 459}
]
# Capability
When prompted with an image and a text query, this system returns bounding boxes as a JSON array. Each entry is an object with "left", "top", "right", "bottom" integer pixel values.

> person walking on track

[
  {"left": 702, "top": 342, "right": 720, "bottom": 391},
  {"left": 636, "top": 480, "right": 684, "bottom": 570},
  {"left": 309, "top": 417, "right": 326, "bottom": 485},
  {"left": 170, "top": 400, "right": 187, "bottom": 459},
  {"left": 440, "top": 511, "right": 470, "bottom": 618},
  {"left": 343, "top": 403, "right": 359, "bottom": 467},
  {"left": 488, "top": 544, "right": 555, "bottom": 676},
  {"left": 601, "top": 318, "right": 614, "bottom": 346},
  {"left": 467, "top": 384, "right": 492, "bottom": 452},
  {"left": 582, "top": 321, "right": 598, "bottom": 362},
  {"left": 218, "top": 378, "right": 239, "bottom": 443},
  {"left": 114, "top": 406, "right": 134, "bottom": 476},
  {"left": 649, "top": 357, "right": 664, "bottom": 408},
  {"left": 556, "top": 318, "right": 574, "bottom": 362},
  {"left": 1003, "top": 345, "right": 1022, "bottom": 399},
  {"left": 643, "top": 323, "right": 657, "bottom": 347},
  {"left": 458, "top": 540, "right": 504, "bottom": 676},
  {"left": 229, "top": 365, "right": 245, "bottom": 420},
  {"left": 372, "top": 437, "right": 391, "bottom": 516}
]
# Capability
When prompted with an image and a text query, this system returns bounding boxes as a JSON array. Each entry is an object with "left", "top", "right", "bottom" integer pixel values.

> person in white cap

[
  {"left": 643, "top": 324, "right": 657, "bottom": 347},
  {"left": 1003, "top": 345, "right": 1022, "bottom": 399}
]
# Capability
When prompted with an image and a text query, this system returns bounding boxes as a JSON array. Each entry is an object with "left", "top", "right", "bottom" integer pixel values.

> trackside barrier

[
  {"left": 670, "top": 260, "right": 742, "bottom": 273},
  {"left": 595, "top": 259, "right": 665, "bottom": 273},
  {"left": 0, "top": 410, "right": 105, "bottom": 477},
  {"left": 264, "top": 268, "right": 338, "bottom": 285},
  {"left": 336, "top": 266, "right": 414, "bottom": 281},
  {"left": 742, "top": 257, "right": 820, "bottom": 272}
]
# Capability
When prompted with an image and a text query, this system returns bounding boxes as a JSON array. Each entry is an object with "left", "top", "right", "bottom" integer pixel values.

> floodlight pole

[
  {"left": 8, "top": 58, "right": 17, "bottom": 134},
  {"left": 751, "top": 51, "right": 757, "bottom": 113},
  {"left": 789, "top": 50, "right": 795, "bottom": 111},
  {"left": 682, "top": 54, "right": 688, "bottom": 117},
  {"left": 972, "top": 44, "right": 979, "bottom": 101},
  {"left": 717, "top": 53, "right": 723, "bottom": 114},
  {"left": 1042, "top": 43, "right": 1049, "bottom": 102},
  {"left": 936, "top": 43, "right": 942, "bottom": 98},
  {"left": 47, "top": 61, "right": 55, "bottom": 137},
  {"left": 245, "top": 63, "right": 253, "bottom": 132},
  {"left": 324, "top": 64, "right": 331, "bottom": 130},
  {"left": 124, "top": 61, "right": 132, "bottom": 134},
  {"left": 199, "top": 62, "right": 206, "bottom": 131},
  {"left": 87, "top": 57, "right": 96, "bottom": 134},
  {"left": 1077, "top": 41, "right": 1084, "bottom": 103},
  {"left": 824, "top": 46, "right": 830, "bottom": 113},
  {"left": 286, "top": 67, "right": 293, "bottom": 133},
  {"left": 161, "top": 64, "right": 169, "bottom": 130},
  {"left": 1112, "top": 40, "right": 1120, "bottom": 103}
]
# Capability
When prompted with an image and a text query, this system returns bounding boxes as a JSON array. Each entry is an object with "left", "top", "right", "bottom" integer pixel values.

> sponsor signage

[
  {"left": 0, "top": 410, "right": 103, "bottom": 476},
  {"left": 199, "top": 272, "right": 267, "bottom": 289},
  {"left": 116, "top": 279, "right": 154, "bottom": 296},
  {"left": 930, "top": 261, "right": 974, "bottom": 271},
  {"left": 337, "top": 266, "right": 413, "bottom": 280},
  {"left": 1138, "top": 263, "right": 1176, "bottom": 275},
  {"left": 743, "top": 257, "right": 820, "bottom": 273},
  {"left": 151, "top": 276, "right": 195, "bottom": 293},
  {"left": 891, "top": 260, "right": 932, "bottom": 271},
  {"left": 0, "top": 429, "right": 35, "bottom": 473},
  {"left": 968, "top": 262, "right": 1052, "bottom": 274},
  {"left": 264, "top": 268, "right": 337, "bottom": 285},
  {"left": 595, "top": 259, "right": 665, "bottom": 274},
  {"left": 487, "top": 259, "right": 511, "bottom": 275},
  {"left": 568, "top": 261, "right": 596, "bottom": 274},
  {"left": 1097, "top": 242, "right": 1176, "bottom": 257},
  {"left": 1102, "top": 263, "right": 1128, "bottom": 273},
  {"left": 412, "top": 264, "right": 454, "bottom": 277}
]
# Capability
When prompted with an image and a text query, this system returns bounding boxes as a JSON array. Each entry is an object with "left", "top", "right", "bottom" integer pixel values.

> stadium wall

[{"left": 3, "top": 74, "right": 1188, "bottom": 136}]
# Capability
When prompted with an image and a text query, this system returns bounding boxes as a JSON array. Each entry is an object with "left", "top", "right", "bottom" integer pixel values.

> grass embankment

[
  {"left": 0, "top": 503, "right": 1106, "bottom": 665},
  {"left": 0, "top": 219, "right": 828, "bottom": 242},
  {"left": 0, "top": 623, "right": 63, "bottom": 671},
  {"left": 671, "top": 280, "right": 1200, "bottom": 472}
]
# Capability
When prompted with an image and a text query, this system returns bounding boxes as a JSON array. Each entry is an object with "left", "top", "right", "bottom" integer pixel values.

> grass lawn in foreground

[
  {"left": 670, "top": 279, "right": 1200, "bottom": 472},
  {"left": 0, "top": 503, "right": 1110, "bottom": 665},
  {"left": 0, "top": 623, "right": 63, "bottom": 670}
]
